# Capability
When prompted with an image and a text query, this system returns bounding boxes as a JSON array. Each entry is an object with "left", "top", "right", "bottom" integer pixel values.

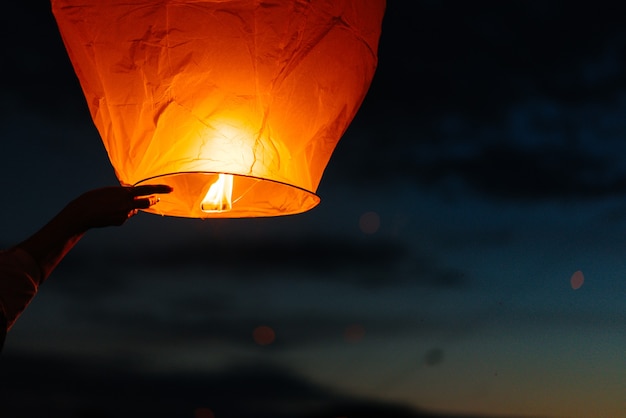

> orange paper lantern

[{"left": 51, "top": 0, "right": 385, "bottom": 218}]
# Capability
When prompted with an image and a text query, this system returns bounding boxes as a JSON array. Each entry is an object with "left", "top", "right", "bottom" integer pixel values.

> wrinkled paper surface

[{"left": 52, "top": 0, "right": 385, "bottom": 217}]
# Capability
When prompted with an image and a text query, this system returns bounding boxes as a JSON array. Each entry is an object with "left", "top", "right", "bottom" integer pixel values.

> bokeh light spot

[
  {"left": 253, "top": 325, "right": 276, "bottom": 346},
  {"left": 570, "top": 270, "right": 584, "bottom": 290},
  {"left": 359, "top": 211, "right": 380, "bottom": 234},
  {"left": 194, "top": 407, "right": 215, "bottom": 418},
  {"left": 343, "top": 324, "right": 365, "bottom": 343}
]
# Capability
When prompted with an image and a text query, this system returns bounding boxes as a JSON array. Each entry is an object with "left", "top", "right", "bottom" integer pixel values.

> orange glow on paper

[{"left": 51, "top": 0, "right": 385, "bottom": 218}]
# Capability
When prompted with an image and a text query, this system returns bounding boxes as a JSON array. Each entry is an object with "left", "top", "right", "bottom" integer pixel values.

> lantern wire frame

[{"left": 135, "top": 171, "right": 320, "bottom": 218}]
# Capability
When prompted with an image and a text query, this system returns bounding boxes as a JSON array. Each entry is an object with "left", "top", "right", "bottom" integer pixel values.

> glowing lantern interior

[{"left": 51, "top": 0, "right": 385, "bottom": 218}]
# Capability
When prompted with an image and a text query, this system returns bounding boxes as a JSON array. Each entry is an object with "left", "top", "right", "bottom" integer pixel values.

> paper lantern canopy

[{"left": 52, "top": 0, "right": 385, "bottom": 218}]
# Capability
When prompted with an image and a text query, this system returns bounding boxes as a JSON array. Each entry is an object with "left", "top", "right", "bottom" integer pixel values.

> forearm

[
  {"left": 0, "top": 247, "right": 44, "bottom": 330},
  {"left": 0, "top": 201, "right": 87, "bottom": 332},
  {"left": 13, "top": 199, "right": 88, "bottom": 282}
]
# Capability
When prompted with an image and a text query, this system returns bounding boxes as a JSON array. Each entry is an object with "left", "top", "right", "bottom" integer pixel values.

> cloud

[
  {"left": 410, "top": 143, "right": 626, "bottom": 200},
  {"left": 53, "top": 233, "right": 467, "bottom": 290},
  {"left": 132, "top": 236, "right": 406, "bottom": 274},
  {"left": 336, "top": 93, "right": 626, "bottom": 201},
  {"left": 327, "top": 2, "right": 626, "bottom": 203},
  {"left": 76, "top": 309, "right": 453, "bottom": 351},
  {"left": 0, "top": 354, "right": 481, "bottom": 418}
]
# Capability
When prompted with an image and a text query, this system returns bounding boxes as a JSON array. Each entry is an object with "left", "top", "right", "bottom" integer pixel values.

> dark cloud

[
  {"left": 335, "top": 100, "right": 626, "bottom": 200},
  {"left": 54, "top": 233, "right": 467, "bottom": 288},
  {"left": 54, "top": 235, "right": 404, "bottom": 278},
  {"left": 410, "top": 144, "right": 626, "bottom": 200},
  {"left": 0, "top": 354, "right": 486, "bottom": 418},
  {"left": 328, "top": 2, "right": 626, "bottom": 202},
  {"left": 76, "top": 310, "right": 453, "bottom": 350}
]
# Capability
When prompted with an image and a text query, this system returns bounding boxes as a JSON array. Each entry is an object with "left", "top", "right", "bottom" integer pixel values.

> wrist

[{"left": 60, "top": 198, "right": 92, "bottom": 235}]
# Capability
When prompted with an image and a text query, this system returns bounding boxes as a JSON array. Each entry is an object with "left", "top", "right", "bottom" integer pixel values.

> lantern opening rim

[{"left": 133, "top": 171, "right": 321, "bottom": 219}]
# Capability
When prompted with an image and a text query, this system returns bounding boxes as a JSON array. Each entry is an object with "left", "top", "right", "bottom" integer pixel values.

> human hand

[{"left": 66, "top": 185, "right": 173, "bottom": 231}]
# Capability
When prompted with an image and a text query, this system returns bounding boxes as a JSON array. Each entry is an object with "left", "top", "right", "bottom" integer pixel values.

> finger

[
  {"left": 131, "top": 185, "right": 173, "bottom": 197},
  {"left": 132, "top": 197, "right": 154, "bottom": 210}
]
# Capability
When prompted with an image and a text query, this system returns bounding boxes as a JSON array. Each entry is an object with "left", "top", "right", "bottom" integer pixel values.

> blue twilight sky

[{"left": 2, "top": 1, "right": 626, "bottom": 418}]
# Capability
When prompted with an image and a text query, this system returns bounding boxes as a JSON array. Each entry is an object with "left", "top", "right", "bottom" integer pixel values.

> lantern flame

[{"left": 201, "top": 174, "right": 234, "bottom": 212}]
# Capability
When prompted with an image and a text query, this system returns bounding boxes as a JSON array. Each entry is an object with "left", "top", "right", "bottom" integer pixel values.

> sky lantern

[{"left": 51, "top": 0, "right": 385, "bottom": 218}]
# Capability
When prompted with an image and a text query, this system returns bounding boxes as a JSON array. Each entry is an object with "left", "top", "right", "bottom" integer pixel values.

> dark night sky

[{"left": 2, "top": 1, "right": 626, "bottom": 418}]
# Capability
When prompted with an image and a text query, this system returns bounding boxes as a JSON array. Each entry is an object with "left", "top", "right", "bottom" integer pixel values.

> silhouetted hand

[
  {"left": 66, "top": 185, "right": 173, "bottom": 231},
  {"left": 3, "top": 184, "right": 174, "bottom": 330}
]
